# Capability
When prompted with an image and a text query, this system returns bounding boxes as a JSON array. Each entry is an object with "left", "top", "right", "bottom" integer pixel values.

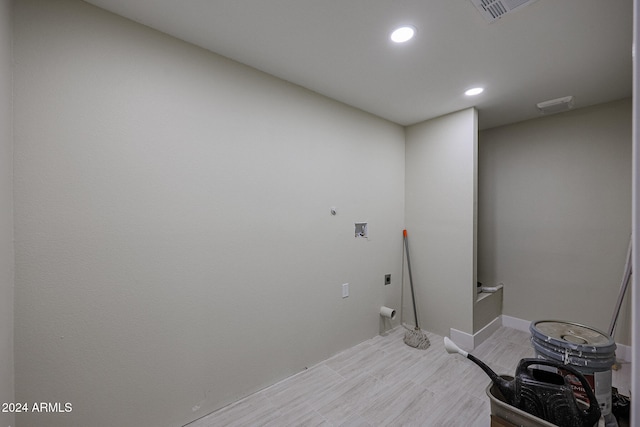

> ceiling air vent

[
  {"left": 536, "top": 96, "right": 575, "bottom": 115},
  {"left": 470, "top": 0, "right": 539, "bottom": 23}
]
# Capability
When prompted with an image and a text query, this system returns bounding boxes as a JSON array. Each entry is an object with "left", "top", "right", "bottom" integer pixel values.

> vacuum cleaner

[{"left": 444, "top": 337, "right": 601, "bottom": 427}]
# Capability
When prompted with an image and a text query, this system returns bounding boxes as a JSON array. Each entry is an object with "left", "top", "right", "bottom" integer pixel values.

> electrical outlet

[
  {"left": 342, "top": 283, "right": 349, "bottom": 298},
  {"left": 354, "top": 222, "right": 368, "bottom": 238},
  {"left": 384, "top": 274, "right": 391, "bottom": 285}
]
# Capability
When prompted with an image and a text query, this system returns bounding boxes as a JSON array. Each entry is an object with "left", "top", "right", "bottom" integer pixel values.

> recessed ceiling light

[
  {"left": 390, "top": 26, "right": 416, "bottom": 43},
  {"left": 465, "top": 87, "right": 484, "bottom": 96}
]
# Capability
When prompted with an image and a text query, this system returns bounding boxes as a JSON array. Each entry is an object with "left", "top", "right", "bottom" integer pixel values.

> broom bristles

[{"left": 404, "top": 327, "right": 430, "bottom": 350}]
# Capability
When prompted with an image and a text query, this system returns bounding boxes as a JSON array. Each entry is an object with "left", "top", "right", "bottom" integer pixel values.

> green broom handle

[{"left": 403, "top": 230, "right": 420, "bottom": 329}]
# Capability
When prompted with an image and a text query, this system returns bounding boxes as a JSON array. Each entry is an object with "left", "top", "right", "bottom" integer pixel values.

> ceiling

[{"left": 82, "top": 0, "right": 633, "bottom": 129}]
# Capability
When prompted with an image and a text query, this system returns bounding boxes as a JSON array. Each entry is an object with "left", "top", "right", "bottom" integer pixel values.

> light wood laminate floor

[{"left": 187, "top": 326, "right": 631, "bottom": 426}]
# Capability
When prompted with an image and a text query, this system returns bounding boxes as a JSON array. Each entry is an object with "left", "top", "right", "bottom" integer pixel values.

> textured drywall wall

[
  {"left": 404, "top": 108, "right": 478, "bottom": 337},
  {"left": 13, "top": 1, "right": 405, "bottom": 426},
  {"left": 478, "top": 98, "right": 632, "bottom": 344},
  {"left": 473, "top": 291, "right": 502, "bottom": 333},
  {"left": 0, "top": 0, "right": 14, "bottom": 426}
]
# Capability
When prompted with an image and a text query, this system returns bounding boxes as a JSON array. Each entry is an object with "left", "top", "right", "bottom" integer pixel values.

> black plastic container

[
  {"left": 510, "top": 359, "right": 601, "bottom": 427},
  {"left": 467, "top": 354, "right": 601, "bottom": 427}
]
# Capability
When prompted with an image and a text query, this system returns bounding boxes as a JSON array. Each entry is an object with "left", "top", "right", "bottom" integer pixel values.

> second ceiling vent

[{"left": 470, "top": 0, "right": 539, "bottom": 23}]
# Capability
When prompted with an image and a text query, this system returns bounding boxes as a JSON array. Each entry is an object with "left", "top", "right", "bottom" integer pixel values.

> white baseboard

[
  {"left": 615, "top": 343, "right": 631, "bottom": 363},
  {"left": 474, "top": 316, "right": 503, "bottom": 346},
  {"left": 501, "top": 314, "right": 531, "bottom": 332},
  {"left": 449, "top": 328, "right": 474, "bottom": 351},
  {"left": 449, "top": 315, "right": 502, "bottom": 350}
]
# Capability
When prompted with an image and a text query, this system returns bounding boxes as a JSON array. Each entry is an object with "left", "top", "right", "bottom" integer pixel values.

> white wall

[
  {"left": 0, "top": 1, "right": 14, "bottom": 427},
  {"left": 404, "top": 108, "right": 478, "bottom": 337},
  {"left": 13, "top": 1, "right": 405, "bottom": 426},
  {"left": 478, "top": 98, "right": 632, "bottom": 344}
]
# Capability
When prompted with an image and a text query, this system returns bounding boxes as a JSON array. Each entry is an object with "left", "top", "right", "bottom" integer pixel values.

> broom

[{"left": 402, "top": 229, "right": 430, "bottom": 349}]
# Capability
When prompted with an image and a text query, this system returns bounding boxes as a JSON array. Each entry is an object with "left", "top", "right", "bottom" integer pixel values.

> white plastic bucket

[{"left": 529, "top": 320, "right": 616, "bottom": 418}]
